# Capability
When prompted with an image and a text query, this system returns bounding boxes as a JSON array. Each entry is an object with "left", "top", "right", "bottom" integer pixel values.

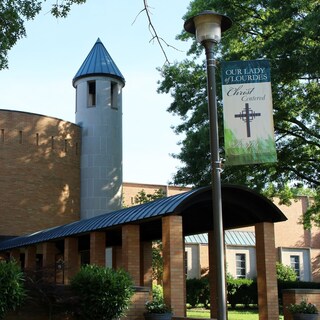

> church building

[{"left": 0, "top": 38, "right": 318, "bottom": 320}]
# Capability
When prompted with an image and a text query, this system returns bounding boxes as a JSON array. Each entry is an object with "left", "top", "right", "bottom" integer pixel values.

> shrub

[
  {"left": 276, "top": 262, "right": 297, "bottom": 281},
  {"left": 0, "top": 260, "right": 26, "bottom": 319},
  {"left": 186, "top": 277, "right": 209, "bottom": 308},
  {"left": 152, "top": 284, "right": 164, "bottom": 300},
  {"left": 227, "top": 278, "right": 257, "bottom": 308},
  {"left": 71, "top": 265, "right": 134, "bottom": 320}
]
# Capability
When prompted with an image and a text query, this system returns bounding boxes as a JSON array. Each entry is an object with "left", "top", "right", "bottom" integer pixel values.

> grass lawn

[{"left": 187, "top": 308, "right": 284, "bottom": 320}]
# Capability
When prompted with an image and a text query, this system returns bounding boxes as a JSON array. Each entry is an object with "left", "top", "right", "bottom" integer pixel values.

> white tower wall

[{"left": 75, "top": 76, "right": 123, "bottom": 219}]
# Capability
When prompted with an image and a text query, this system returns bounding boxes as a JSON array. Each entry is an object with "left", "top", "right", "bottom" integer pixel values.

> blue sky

[{"left": 0, "top": 0, "right": 192, "bottom": 185}]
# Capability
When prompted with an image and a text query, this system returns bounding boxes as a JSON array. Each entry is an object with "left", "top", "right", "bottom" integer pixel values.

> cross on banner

[{"left": 234, "top": 103, "right": 261, "bottom": 137}]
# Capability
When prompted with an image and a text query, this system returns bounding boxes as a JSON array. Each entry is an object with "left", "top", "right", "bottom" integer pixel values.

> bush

[
  {"left": 0, "top": 260, "right": 26, "bottom": 319},
  {"left": 152, "top": 284, "right": 164, "bottom": 300},
  {"left": 227, "top": 278, "right": 257, "bottom": 308},
  {"left": 71, "top": 265, "right": 134, "bottom": 320},
  {"left": 186, "top": 277, "right": 209, "bottom": 308},
  {"left": 276, "top": 262, "right": 297, "bottom": 281}
]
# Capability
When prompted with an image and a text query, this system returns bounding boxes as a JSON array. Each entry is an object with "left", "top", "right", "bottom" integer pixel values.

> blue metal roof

[
  {"left": 185, "top": 231, "right": 255, "bottom": 246},
  {"left": 0, "top": 185, "right": 286, "bottom": 252},
  {"left": 0, "top": 188, "right": 200, "bottom": 251},
  {"left": 73, "top": 38, "right": 125, "bottom": 86}
]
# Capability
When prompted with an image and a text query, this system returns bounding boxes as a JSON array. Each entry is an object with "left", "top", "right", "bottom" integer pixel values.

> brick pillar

[
  {"left": 64, "top": 237, "right": 79, "bottom": 284},
  {"left": 162, "top": 215, "right": 186, "bottom": 317},
  {"left": 255, "top": 222, "right": 279, "bottom": 320},
  {"left": 113, "top": 246, "right": 122, "bottom": 269},
  {"left": 10, "top": 248, "right": 21, "bottom": 264},
  {"left": 208, "top": 230, "right": 218, "bottom": 319},
  {"left": 122, "top": 224, "right": 140, "bottom": 285},
  {"left": 90, "top": 231, "right": 106, "bottom": 266},
  {"left": 24, "top": 245, "right": 37, "bottom": 270},
  {"left": 42, "top": 242, "right": 57, "bottom": 283},
  {"left": 141, "top": 241, "right": 153, "bottom": 288}
]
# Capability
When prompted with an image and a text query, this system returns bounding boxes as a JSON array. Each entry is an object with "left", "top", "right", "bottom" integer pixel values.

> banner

[{"left": 221, "top": 60, "right": 277, "bottom": 166}]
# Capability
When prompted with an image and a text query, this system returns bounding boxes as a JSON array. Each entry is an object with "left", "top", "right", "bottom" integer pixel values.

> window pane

[
  {"left": 236, "top": 253, "right": 246, "bottom": 279},
  {"left": 290, "top": 255, "right": 300, "bottom": 280}
]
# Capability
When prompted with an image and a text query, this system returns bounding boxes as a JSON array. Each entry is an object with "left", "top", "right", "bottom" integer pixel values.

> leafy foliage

[
  {"left": 186, "top": 277, "right": 209, "bottom": 308},
  {"left": 0, "top": 0, "right": 86, "bottom": 69},
  {"left": 276, "top": 262, "right": 297, "bottom": 282},
  {"left": 287, "top": 300, "right": 318, "bottom": 314},
  {"left": 132, "top": 189, "right": 166, "bottom": 283},
  {"left": 0, "top": 260, "right": 26, "bottom": 319},
  {"left": 70, "top": 265, "right": 134, "bottom": 320},
  {"left": 152, "top": 241, "right": 163, "bottom": 284},
  {"left": 145, "top": 299, "right": 172, "bottom": 314},
  {"left": 134, "top": 188, "right": 166, "bottom": 205},
  {"left": 158, "top": 0, "right": 320, "bottom": 225},
  {"left": 145, "top": 285, "right": 172, "bottom": 314}
]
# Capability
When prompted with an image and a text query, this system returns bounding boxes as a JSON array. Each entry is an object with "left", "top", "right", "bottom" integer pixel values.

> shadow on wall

[{"left": 0, "top": 110, "right": 81, "bottom": 236}]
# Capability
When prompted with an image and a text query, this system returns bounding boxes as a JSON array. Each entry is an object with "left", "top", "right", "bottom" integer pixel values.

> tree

[
  {"left": 0, "top": 0, "right": 87, "bottom": 70},
  {"left": 134, "top": 188, "right": 166, "bottom": 205},
  {"left": 158, "top": 0, "right": 320, "bottom": 225}
]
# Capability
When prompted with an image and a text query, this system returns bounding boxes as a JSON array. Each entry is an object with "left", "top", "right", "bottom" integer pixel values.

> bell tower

[{"left": 73, "top": 38, "right": 125, "bottom": 219}]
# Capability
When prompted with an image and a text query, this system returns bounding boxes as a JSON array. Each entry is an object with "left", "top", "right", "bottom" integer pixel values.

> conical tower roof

[{"left": 73, "top": 38, "right": 125, "bottom": 87}]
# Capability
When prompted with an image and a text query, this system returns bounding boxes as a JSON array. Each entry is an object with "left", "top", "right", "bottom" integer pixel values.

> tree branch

[{"left": 132, "top": 0, "right": 182, "bottom": 65}]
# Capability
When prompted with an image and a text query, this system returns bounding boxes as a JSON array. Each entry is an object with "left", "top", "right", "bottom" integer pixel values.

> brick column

[
  {"left": 141, "top": 241, "right": 153, "bottom": 288},
  {"left": 42, "top": 242, "right": 57, "bottom": 283},
  {"left": 24, "top": 245, "right": 37, "bottom": 270},
  {"left": 64, "top": 237, "right": 79, "bottom": 284},
  {"left": 122, "top": 224, "right": 140, "bottom": 285},
  {"left": 208, "top": 230, "right": 218, "bottom": 319},
  {"left": 255, "top": 222, "right": 279, "bottom": 320},
  {"left": 162, "top": 215, "right": 186, "bottom": 317},
  {"left": 90, "top": 231, "right": 106, "bottom": 266},
  {"left": 10, "top": 248, "right": 21, "bottom": 264},
  {"left": 113, "top": 246, "right": 122, "bottom": 269}
]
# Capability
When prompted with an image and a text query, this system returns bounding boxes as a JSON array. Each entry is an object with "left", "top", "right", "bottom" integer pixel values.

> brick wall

[
  {"left": 122, "top": 182, "right": 191, "bottom": 207},
  {"left": 0, "top": 110, "right": 81, "bottom": 236}
]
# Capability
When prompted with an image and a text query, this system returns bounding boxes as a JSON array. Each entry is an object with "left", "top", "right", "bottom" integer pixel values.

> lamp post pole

[
  {"left": 184, "top": 11, "right": 232, "bottom": 320},
  {"left": 205, "top": 39, "right": 227, "bottom": 320}
]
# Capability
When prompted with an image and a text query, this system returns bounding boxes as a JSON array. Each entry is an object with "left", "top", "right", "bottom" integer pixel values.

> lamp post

[{"left": 184, "top": 11, "right": 232, "bottom": 320}]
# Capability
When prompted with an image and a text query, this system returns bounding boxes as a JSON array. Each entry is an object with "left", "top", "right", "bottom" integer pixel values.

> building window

[
  {"left": 111, "top": 82, "right": 118, "bottom": 109},
  {"left": 88, "top": 81, "right": 96, "bottom": 107},
  {"left": 290, "top": 255, "right": 300, "bottom": 280},
  {"left": 236, "top": 253, "right": 246, "bottom": 279},
  {"left": 185, "top": 250, "right": 188, "bottom": 276}
]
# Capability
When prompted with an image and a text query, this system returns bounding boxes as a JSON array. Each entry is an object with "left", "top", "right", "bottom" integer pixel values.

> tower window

[
  {"left": 88, "top": 81, "right": 96, "bottom": 107},
  {"left": 111, "top": 82, "right": 118, "bottom": 110}
]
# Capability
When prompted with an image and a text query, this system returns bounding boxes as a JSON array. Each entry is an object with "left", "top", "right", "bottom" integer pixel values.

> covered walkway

[{"left": 0, "top": 185, "right": 287, "bottom": 320}]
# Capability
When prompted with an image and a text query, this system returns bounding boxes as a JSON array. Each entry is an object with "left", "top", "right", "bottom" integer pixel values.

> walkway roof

[{"left": 0, "top": 185, "right": 286, "bottom": 251}]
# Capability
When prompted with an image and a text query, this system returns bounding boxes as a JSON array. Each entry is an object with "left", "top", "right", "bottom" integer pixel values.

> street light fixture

[{"left": 184, "top": 10, "right": 232, "bottom": 320}]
